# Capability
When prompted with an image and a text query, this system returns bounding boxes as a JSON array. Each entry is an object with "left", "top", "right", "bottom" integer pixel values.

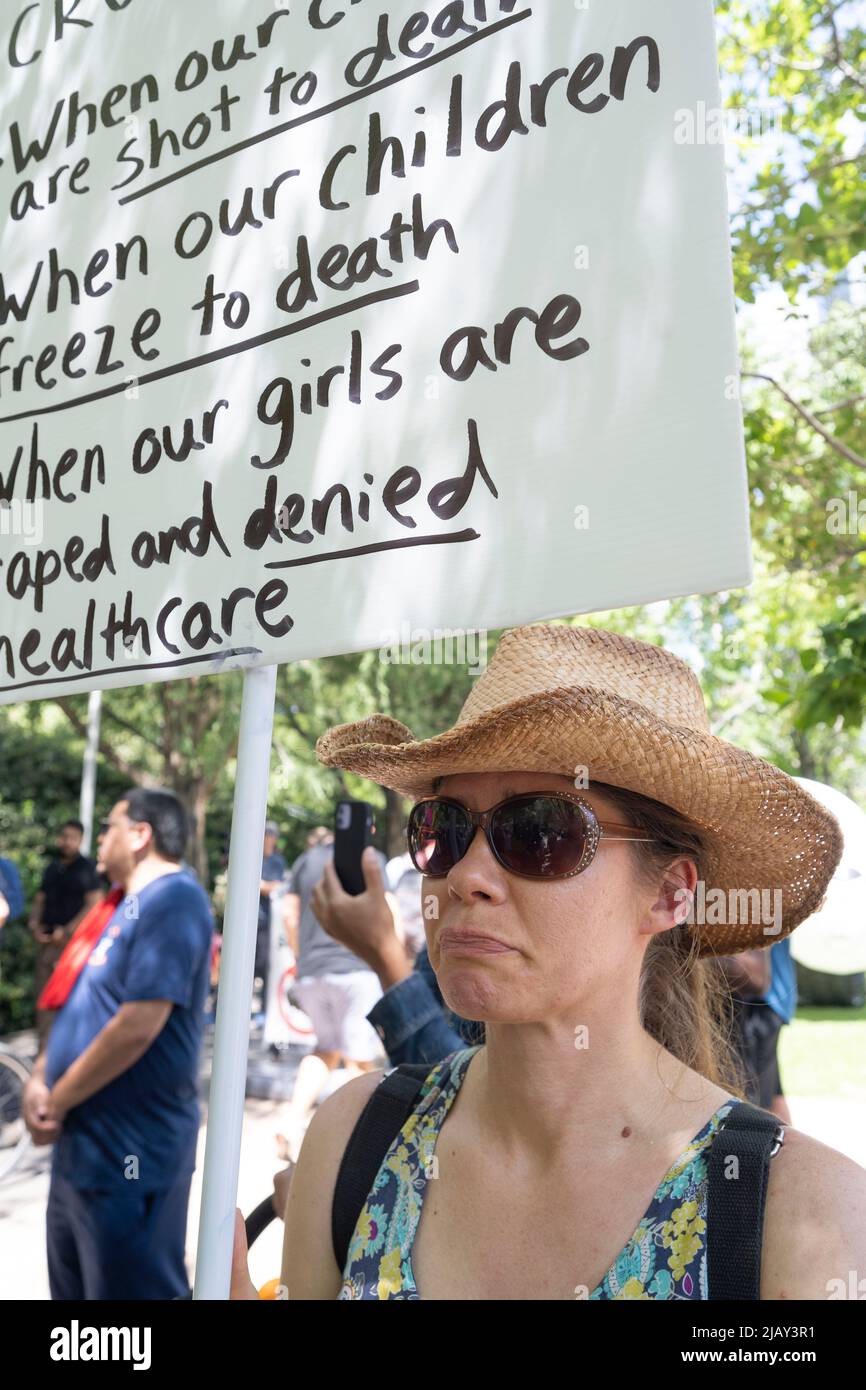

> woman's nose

[{"left": 446, "top": 827, "right": 507, "bottom": 900}]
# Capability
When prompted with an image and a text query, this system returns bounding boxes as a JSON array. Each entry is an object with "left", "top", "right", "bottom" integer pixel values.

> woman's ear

[{"left": 645, "top": 858, "right": 699, "bottom": 934}]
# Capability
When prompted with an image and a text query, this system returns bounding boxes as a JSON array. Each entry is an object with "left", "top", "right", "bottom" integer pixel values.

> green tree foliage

[
  {"left": 0, "top": 714, "right": 128, "bottom": 1031},
  {"left": 715, "top": 0, "right": 866, "bottom": 735},
  {"left": 51, "top": 675, "right": 246, "bottom": 886},
  {"left": 717, "top": 0, "right": 866, "bottom": 302}
]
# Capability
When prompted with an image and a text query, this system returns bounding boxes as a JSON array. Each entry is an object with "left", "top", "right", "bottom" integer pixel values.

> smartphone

[{"left": 334, "top": 800, "right": 377, "bottom": 895}]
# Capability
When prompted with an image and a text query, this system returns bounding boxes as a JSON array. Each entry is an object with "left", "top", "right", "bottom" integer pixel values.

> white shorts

[{"left": 293, "top": 971, "right": 385, "bottom": 1062}]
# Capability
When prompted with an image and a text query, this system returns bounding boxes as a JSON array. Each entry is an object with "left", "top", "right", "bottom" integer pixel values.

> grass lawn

[{"left": 779, "top": 1004, "right": 866, "bottom": 1102}]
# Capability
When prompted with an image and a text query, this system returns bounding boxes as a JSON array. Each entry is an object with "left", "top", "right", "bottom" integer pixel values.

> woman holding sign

[{"left": 234, "top": 623, "right": 865, "bottom": 1300}]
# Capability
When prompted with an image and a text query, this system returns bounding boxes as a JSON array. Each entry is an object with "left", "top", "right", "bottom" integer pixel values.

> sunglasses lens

[
  {"left": 409, "top": 801, "right": 473, "bottom": 876},
  {"left": 491, "top": 796, "right": 588, "bottom": 877}
]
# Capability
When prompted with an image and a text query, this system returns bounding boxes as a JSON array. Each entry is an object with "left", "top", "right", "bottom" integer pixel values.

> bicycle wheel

[{"left": 0, "top": 1048, "right": 33, "bottom": 1182}]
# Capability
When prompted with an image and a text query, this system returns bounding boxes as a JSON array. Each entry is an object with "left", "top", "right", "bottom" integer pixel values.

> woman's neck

[{"left": 466, "top": 1013, "right": 709, "bottom": 1168}]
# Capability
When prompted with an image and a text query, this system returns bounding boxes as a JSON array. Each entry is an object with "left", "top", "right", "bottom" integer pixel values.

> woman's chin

[{"left": 439, "top": 964, "right": 516, "bottom": 1021}]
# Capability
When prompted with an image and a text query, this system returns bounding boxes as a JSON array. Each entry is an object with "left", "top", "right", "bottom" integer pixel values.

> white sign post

[
  {"left": 0, "top": 0, "right": 752, "bottom": 1297},
  {"left": 194, "top": 661, "right": 276, "bottom": 1300}
]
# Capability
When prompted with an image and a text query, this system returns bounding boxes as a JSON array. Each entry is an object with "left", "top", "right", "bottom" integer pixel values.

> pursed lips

[{"left": 438, "top": 929, "right": 515, "bottom": 955}]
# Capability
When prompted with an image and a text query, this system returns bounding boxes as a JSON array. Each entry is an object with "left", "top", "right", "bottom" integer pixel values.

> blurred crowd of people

[{"left": 0, "top": 793, "right": 808, "bottom": 1299}]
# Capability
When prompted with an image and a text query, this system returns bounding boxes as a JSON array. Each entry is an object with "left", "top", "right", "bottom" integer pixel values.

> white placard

[{"left": 0, "top": 0, "right": 750, "bottom": 704}]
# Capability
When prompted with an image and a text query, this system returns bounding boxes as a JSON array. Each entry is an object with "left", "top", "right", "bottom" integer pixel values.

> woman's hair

[
  {"left": 435, "top": 774, "right": 747, "bottom": 1097},
  {"left": 589, "top": 780, "right": 747, "bottom": 1099}
]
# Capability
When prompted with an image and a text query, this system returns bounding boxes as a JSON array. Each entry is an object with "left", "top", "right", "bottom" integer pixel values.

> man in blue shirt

[{"left": 22, "top": 787, "right": 213, "bottom": 1300}]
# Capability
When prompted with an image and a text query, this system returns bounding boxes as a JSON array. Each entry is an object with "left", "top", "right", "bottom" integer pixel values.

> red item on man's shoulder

[{"left": 37, "top": 887, "right": 125, "bottom": 1010}]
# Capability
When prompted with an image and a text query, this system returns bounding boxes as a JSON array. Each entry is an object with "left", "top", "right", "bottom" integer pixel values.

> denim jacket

[{"left": 366, "top": 945, "right": 482, "bottom": 1066}]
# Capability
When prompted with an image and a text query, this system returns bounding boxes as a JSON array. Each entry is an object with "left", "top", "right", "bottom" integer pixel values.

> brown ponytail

[{"left": 591, "top": 780, "right": 749, "bottom": 1099}]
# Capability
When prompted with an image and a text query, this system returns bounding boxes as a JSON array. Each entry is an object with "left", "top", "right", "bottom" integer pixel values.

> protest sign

[{"left": 0, "top": 0, "right": 750, "bottom": 706}]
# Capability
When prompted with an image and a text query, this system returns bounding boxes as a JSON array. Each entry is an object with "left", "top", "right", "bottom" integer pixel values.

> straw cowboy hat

[{"left": 316, "top": 623, "right": 844, "bottom": 955}]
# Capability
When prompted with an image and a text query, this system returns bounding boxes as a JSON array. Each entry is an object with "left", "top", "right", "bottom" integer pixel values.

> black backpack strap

[
  {"left": 707, "top": 1100, "right": 786, "bottom": 1300},
  {"left": 331, "top": 1062, "right": 433, "bottom": 1274}
]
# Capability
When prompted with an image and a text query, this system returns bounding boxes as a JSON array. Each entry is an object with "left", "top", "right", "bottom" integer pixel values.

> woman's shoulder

[
  {"left": 305, "top": 1067, "right": 388, "bottom": 1153},
  {"left": 307, "top": 1049, "right": 465, "bottom": 1151},
  {"left": 760, "top": 1123, "right": 866, "bottom": 1299},
  {"left": 281, "top": 1055, "right": 463, "bottom": 1298},
  {"left": 280, "top": 1070, "right": 388, "bottom": 1299}
]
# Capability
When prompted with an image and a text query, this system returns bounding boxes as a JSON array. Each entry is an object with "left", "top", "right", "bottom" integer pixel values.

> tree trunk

[
  {"left": 162, "top": 772, "right": 210, "bottom": 889},
  {"left": 383, "top": 785, "right": 408, "bottom": 859},
  {"left": 792, "top": 728, "right": 817, "bottom": 780},
  {"left": 190, "top": 781, "right": 210, "bottom": 888}
]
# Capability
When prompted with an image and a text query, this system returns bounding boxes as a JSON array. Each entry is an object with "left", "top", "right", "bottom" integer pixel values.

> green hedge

[{"left": 0, "top": 717, "right": 129, "bottom": 1034}]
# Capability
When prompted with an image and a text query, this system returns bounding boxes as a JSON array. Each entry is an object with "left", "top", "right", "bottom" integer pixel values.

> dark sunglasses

[{"left": 406, "top": 792, "right": 657, "bottom": 881}]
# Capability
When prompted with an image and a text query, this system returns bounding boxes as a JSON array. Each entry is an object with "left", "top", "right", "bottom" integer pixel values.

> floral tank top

[{"left": 338, "top": 1046, "right": 737, "bottom": 1300}]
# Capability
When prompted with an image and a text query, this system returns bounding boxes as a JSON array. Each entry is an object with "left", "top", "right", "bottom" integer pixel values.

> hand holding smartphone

[{"left": 333, "top": 800, "right": 378, "bottom": 895}]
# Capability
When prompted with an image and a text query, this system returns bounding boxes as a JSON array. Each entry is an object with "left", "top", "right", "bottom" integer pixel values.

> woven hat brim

[{"left": 316, "top": 687, "right": 844, "bottom": 956}]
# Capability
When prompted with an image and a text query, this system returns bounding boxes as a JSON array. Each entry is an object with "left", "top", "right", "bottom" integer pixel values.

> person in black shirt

[{"left": 29, "top": 819, "right": 102, "bottom": 1047}]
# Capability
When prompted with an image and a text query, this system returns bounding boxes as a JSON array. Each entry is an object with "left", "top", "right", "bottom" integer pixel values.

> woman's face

[{"left": 423, "top": 769, "right": 665, "bottom": 1025}]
